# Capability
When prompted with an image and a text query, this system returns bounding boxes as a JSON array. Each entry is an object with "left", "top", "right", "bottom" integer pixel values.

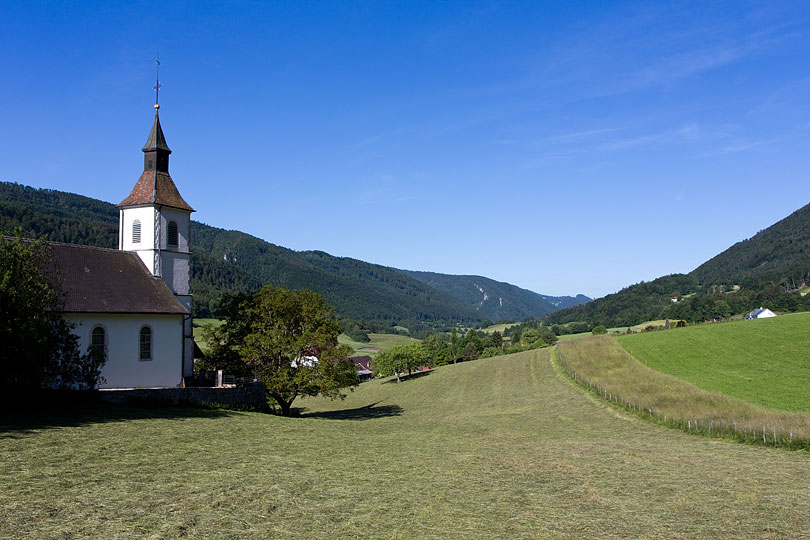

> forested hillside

[
  {"left": 545, "top": 201, "right": 810, "bottom": 327},
  {"left": 190, "top": 222, "right": 482, "bottom": 325},
  {"left": 399, "top": 269, "right": 590, "bottom": 321},
  {"left": 691, "top": 201, "right": 810, "bottom": 288},
  {"left": 0, "top": 182, "right": 481, "bottom": 325}
]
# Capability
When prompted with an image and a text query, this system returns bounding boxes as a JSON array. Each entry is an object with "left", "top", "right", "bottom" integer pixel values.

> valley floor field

[{"left": 2, "top": 349, "right": 809, "bottom": 539}]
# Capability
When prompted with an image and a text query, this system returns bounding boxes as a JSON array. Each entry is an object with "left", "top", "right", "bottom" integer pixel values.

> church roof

[
  {"left": 142, "top": 111, "right": 172, "bottom": 153},
  {"left": 49, "top": 243, "right": 188, "bottom": 315},
  {"left": 118, "top": 170, "right": 195, "bottom": 212}
]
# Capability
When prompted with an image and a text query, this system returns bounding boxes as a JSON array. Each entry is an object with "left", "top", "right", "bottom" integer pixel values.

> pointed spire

[{"left": 142, "top": 111, "right": 172, "bottom": 153}]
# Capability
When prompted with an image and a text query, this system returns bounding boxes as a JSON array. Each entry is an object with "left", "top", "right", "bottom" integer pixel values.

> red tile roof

[
  {"left": 48, "top": 243, "right": 188, "bottom": 315},
  {"left": 118, "top": 171, "right": 194, "bottom": 212}
]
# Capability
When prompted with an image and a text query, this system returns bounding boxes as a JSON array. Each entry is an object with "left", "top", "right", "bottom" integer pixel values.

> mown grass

[
  {"left": 558, "top": 335, "right": 810, "bottom": 449},
  {"left": 338, "top": 332, "right": 419, "bottom": 356},
  {"left": 617, "top": 312, "right": 810, "bottom": 413},
  {"left": 3, "top": 349, "right": 810, "bottom": 538}
]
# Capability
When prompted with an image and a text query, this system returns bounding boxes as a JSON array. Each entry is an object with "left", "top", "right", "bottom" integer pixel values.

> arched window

[
  {"left": 167, "top": 220, "right": 178, "bottom": 247},
  {"left": 132, "top": 219, "right": 141, "bottom": 243},
  {"left": 139, "top": 326, "right": 152, "bottom": 361},
  {"left": 90, "top": 326, "right": 107, "bottom": 362}
]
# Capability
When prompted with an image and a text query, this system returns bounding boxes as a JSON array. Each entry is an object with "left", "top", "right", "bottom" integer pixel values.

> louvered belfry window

[
  {"left": 168, "top": 220, "right": 178, "bottom": 247},
  {"left": 132, "top": 219, "right": 141, "bottom": 243}
]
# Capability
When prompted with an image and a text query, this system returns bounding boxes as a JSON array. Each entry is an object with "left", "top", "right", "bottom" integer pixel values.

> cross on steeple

[{"left": 153, "top": 55, "right": 162, "bottom": 109}]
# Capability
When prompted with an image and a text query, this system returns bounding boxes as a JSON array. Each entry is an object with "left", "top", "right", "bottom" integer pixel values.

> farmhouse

[
  {"left": 746, "top": 307, "right": 776, "bottom": 319},
  {"left": 352, "top": 355, "right": 373, "bottom": 380},
  {"left": 50, "top": 101, "right": 194, "bottom": 388}
]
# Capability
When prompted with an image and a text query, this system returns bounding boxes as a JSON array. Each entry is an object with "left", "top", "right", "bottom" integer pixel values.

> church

[{"left": 54, "top": 100, "right": 195, "bottom": 388}]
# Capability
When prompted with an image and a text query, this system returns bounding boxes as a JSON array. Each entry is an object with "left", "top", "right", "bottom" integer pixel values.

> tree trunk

[{"left": 273, "top": 393, "right": 295, "bottom": 416}]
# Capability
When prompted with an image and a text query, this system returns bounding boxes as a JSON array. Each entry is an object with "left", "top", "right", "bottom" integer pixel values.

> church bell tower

[{"left": 118, "top": 62, "right": 195, "bottom": 378}]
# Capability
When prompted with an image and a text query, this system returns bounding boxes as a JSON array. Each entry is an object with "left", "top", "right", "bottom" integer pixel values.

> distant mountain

[
  {"left": 545, "top": 202, "right": 810, "bottom": 328},
  {"left": 399, "top": 269, "right": 590, "bottom": 321},
  {"left": 3, "top": 182, "right": 589, "bottom": 327}
]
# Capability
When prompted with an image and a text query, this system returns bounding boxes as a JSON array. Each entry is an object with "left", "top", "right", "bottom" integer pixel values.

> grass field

[
  {"left": 478, "top": 322, "right": 519, "bottom": 334},
  {"left": 558, "top": 335, "right": 810, "bottom": 448},
  {"left": 617, "top": 312, "right": 810, "bottom": 413},
  {"left": 555, "top": 331, "right": 591, "bottom": 341},
  {"left": 192, "top": 318, "right": 224, "bottom": 353},
  {"left": 3, "top": 349, "right": 810, "bottom": 538},
  {"left": 338, "top": 332, "right": 418, "bottom": 356},
  {"left": 608, "top": 319, "right": 685, "bottom": 333}
]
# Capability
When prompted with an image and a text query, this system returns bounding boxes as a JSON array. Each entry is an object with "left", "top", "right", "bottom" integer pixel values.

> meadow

[
  {"left": 337, "top": 332, "right": 418, "bottom": 356},
  {"left": 192, "top": 318, "right": 224, "bottom": 352},
  {"left": 477, "top": 322, "right": 519, "bottom": 334},
  {"left": 3, "top": 349, "right": 810, "bottom": 539},
  {"left": 558, "top": 335, "right": 810, "bottom": 448},
  {"left": 617, "top": 312, "right": 810, "bottom": 413}
]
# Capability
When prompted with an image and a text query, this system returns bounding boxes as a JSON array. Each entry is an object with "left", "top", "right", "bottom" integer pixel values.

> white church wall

[{"left": 66, "top": 313, "right": 184, "bottom": 388}]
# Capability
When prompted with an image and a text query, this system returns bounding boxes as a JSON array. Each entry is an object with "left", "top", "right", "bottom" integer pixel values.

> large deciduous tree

[
  {"left": 1, "top": 234, "right": 104, "bottom": 391},
  {"left": 223, "top": 285, "right": 358, "bottom": 416}
]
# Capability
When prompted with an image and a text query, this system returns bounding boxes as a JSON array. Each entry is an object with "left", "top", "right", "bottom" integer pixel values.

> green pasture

[
  {"left": 3, "top": 349, "right": 810, "bottom": 538},
  {"left": 558, "top": 335, "right": 810, "bottom": 447},
  {"left": 478, "top": 322, "right": 519, "bottom": 334},
  {"left": 338, "top": 332, "right": 419, "bottom": 356},
  {"left": 608, "top": 319, "right": 685, "bottom": 334},
  {"left": 555, "top": 331, "right": 591, "bottom": 341},
  {"left": 192, "top": 318, "right": 224, "bottom": 353},
  {"left": 617, "top": 312, "right": 810, "bottom": 413}
]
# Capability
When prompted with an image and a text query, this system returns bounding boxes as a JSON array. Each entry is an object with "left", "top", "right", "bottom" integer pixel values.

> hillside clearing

[
  {"left": 617, "top": 312, "right": 810, "bottom": 413},
  {"left": 338, "top": 332, "right": 419, "bottom": 356},
  {"left": 478, "top": 322, "right": 519, "bottom": 334},
  {"left": 2, "top": 349, "right": 809, "bottom": 538}
]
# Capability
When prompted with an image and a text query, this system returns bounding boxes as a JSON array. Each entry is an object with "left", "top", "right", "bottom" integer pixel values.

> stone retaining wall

[{"left": 98, "top": 382, "right": 267, "bottom": 410}]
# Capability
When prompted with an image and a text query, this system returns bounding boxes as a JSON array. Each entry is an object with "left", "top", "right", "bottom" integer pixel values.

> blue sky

[{"left": 2, "top": 1, "right": 809, "bottom": 299}]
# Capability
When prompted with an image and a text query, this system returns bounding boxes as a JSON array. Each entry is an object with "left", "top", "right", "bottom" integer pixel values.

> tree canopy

[
  {"left": 1, "top": 234, "right": 105, "bottom": 391},
  {"left": 371, "top": 343, "right": 428, "bottom": 382},
  {"left": 214, "top": 285, "right": 358, "bottom": 415}
]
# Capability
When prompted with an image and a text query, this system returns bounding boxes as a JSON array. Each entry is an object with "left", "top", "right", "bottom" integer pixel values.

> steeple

[
  {"left": 118, "top": 58, "right": 196, "bottom": 381},
  {"left": 142, "top": 110, "right": 172, "bottom": 172},
  {"left": 142, "top": 59, "right": 170, "bottom": 173}
]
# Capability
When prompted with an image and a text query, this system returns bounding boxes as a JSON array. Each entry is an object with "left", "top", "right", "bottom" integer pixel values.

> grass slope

[
  {"left": 3, "top": 350, "right": 810, "bottom": 538},
  {"left": 617, "top": 312, "right": 810, "bottom": 413},
  {"left": 338, "top": 332, "right": 419, "bottom": 356},
  {"left": 558, "top": 336, "right": 810, "bottom": 447}
]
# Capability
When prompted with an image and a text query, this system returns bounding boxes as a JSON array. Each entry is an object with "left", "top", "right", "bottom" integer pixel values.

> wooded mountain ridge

[
  {"left": 0, "top": 181, "right": 588, "bottom": 328},
  {"left": 545, "top": 201, "right": 810, "bottom": 328}
]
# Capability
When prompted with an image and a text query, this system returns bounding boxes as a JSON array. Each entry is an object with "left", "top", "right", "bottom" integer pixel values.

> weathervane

[{"left": 153, "top": 55, "right": 162, "bottom": 109}]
